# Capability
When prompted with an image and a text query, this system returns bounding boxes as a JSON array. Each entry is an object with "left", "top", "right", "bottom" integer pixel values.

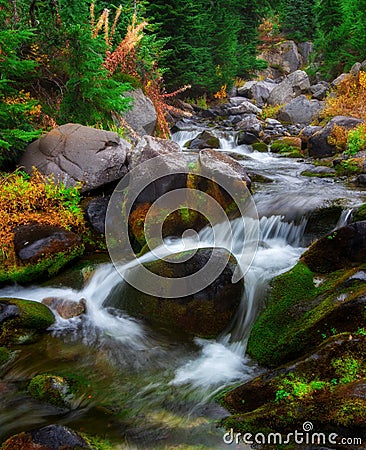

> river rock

[
  {"left": 268, "top": 70, "right": 311, "bottom": 105},
  {"left": 103, "top": 248, "right": 243, "bottom": 338},
  {"left": 277, "top": 95, "right": 324, "bottom": 124},
  {"left": 301, "top": 221, "right": 366, "bottom": 273},
  {"left": 237, "top": 80, "right": 276, "bottom": 107},
  {"left": 121, "top": 88, "right": 157, "bottom": 136},
  {"left": 42, "top": 297, "right": 86, "bottom": 319},
  {"left": 187, "top": 130, "right": 220, "bottom": 149},
  {"left": 225, "top": 100, "right": 262, "bottom": 116},
  {"left": 20, "top": 124, "right": 131, "bottom": 193},
  {"left": 84, "top": 195, "right": 110, "bottom": 234},
  {"left": 0, "top": 298, "right": 55, "bottom": 345},
  {"left": 128, "top": 136, "right": 188, "bottom": 204},
  {"left": 13, "top": 224, "right": 82, "bottom": 263},
  {"left": 1, "top": 425, "right": 91, "bottom": 450},
  {"left": 223, "top": 334, "right": 366, "bottom": 438},
  {"left": 234, "top": 114, "right": 263, "bottom": 136},
  {"left": 247, "top": 260, "right": 366, "bottom": 367},
  {"left": 308, "top": 116, "right": 365, "bottom": 158}
]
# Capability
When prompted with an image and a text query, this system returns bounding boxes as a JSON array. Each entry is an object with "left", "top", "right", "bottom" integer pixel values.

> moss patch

[
  {"left": 28, "top": 374, "right": 72, "bottom": 408},
  {"left": 0, "top": 298, "right": 55, "bottom": 345},
  {"left": 247, "top": 261, "right": 366, "bottom": 367},
  {"left": 252, "top": 142, "right": 268, "bottom": 152},
  {"left": 0, "top": 346, "right": 11, "bottom": 366}
]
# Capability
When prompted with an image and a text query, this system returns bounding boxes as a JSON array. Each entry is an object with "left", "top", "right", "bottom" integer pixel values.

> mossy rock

[
  {"left": 252, "top": 142, "right": 268, "bottom": 152},
  {"left": 0, "top": 346, "right": 11, "bottom": 366},
  {"left": 104, "top": 248, "right": 243, "bottom": 338},
  {"left": 354, "top": 203, "right": 366, "bottom": 222},
  {"left": 301, "top": 221, "right": 366, "bottom": 273},
  {"left": 221, "top": 334, "right": 366, "bottom": 441},
  {"left": 246, "top": 261, "right": 366, "bottom": 367},
  {"left": 0, "top": 298, "right": 55, "bottom": 345},
  {"left": 0, "top": 245, "right": 84, "bottom": 287},
  {"left": 28, "top": 374, "right": 72, "bottom": 408}
]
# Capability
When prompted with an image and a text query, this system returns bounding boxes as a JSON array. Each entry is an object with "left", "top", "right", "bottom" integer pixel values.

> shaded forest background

[{"left": 1, "top": 0, "right": 366, "bottom": 168}]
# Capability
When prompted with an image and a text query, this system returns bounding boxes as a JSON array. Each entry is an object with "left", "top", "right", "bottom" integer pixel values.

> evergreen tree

[{"left": 279, "top": 0, "right": 316, "bottom": 41}]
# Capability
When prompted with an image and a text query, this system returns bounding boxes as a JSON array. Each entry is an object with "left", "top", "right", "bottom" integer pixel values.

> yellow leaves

[
  {"left": 214, "top": 84, "right": 227, "bottom": 100},
  {"left": 359, "top": 71, "right": 366, "bottom": 89}
]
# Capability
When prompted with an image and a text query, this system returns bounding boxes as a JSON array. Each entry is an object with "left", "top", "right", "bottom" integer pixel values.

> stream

[{"left": 0, "top": 122, "right": 365, "bottom": 449}]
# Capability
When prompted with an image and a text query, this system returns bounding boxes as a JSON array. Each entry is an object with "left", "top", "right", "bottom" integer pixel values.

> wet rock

[
  {"left": 198, "top": 148, "right": 252, "bottom": 191},
  {"left": 187, "top": 130, "right": 220, "bottom": 149},
  {"left": 0, "top": 298, "right": 55, "bottom": 345},
  {"left": 268, "top": 70, "right": 311, "bottom": 105},
  {"left": 308, "top": 116, "right": 364, "bottom": 158},
  {"left": 0, "top": 303, "right": 19, "bottom": 324},
  {"left": 103, "top": 248, "right": 243, "bottom": 338},
  {"left": 127, "top": 135, "right": 187, "bottom": 204},
  {"left": 236, "top": 131, "right": 259, "bottom": 145},
  {"left": 222, "top": 334, "right": 366, "bottom": 440},
  {"left": 121, "top": 88, "right": 157, "bottom": 136},
  {"left": 28, "top": 374, "right": 72, "bottom": 408},
  {"left": 0, "top": 346, "right": 12, "bottom": 366},
  {"left": 301, "top": 166, "right": 336, "bottom": 177},
  {"left": 247, "top": 261, "right": 366, "bottom": 367},
  {"left": 2, "top": 424, "right": 91, "bottom": 450},
  {"left": 356, "top": 174, "right": 366, "bottom": 185},
  {"left": 13, "top": 224, "right": 82, "bottom": 263},
  {"left": 84, "top": 195, "right": 110, "bottom": 234},
  {"left": 234, "top": 114, "right": 263, "bottom": 136},
  {"left": 301, "top": 221, "right": 366, "bottom": 273},
  {"left": 42, "top": 297, "right": 86, "bottom": 319},
  {"left": 343, "top": 270, "right": 366, "bottom": 287},
  {"left": 278, "top": 95, "right": 324, "bottom": 124},
  {"left": 20, "top": 124, "right": 130, "bottom": 193}
]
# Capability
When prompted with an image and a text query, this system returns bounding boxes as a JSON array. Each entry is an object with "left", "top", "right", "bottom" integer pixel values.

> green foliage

[
  {"left": 28, "top": 374, "right": 72, "bottom": 408},
  {"left": 331, "top": 356, "right": 365, "bottom": 384},
  {"left": 346, "top": 124, "right": 366, "bottom": 155},
  {"left": 278, "top": 0, "right": 316, "bottom": 41}
]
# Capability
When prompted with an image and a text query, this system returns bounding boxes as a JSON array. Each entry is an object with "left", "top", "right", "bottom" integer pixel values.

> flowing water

[{"left": 0, "top": 124, "right": 365, "bottom": 449}]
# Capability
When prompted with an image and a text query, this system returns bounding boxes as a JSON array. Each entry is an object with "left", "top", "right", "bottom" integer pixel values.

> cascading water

[{"left": 0, "top": 129, "right": 365, "bottom": 448}]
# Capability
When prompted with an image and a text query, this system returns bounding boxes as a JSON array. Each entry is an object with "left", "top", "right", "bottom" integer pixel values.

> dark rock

[
  {"left": 121, "top": 88, "right": 157, "bottom": 136},
  {"left": 0, "top": 304, "right": 19, "bottom": 324},
  {"left": 2, "top": 425, "right": 91, "bottom": 450},
  {"left": 42, "top": 297, "right": 86, "bottom": 319},
  {"left": 343, "top": 270, "right": 366, "bottom": 287},
  {"left": 84, "top": 195, "right": 110, "bottom": 233},
  {"left": 301, "top": 166, "right": 336, "bottom": 177},
  {"left": 311, "top": 81, "right": 330, "bottom": 100},
  {"left": 187, "top": 130, "right": 220, "bottom": 149},
  {"left": 0, "top": 298, "right": 55, "bottom": 345},
  {"left": 301, "top": 221, "right": 366, "bottom": 273},
  {"left": 13, "top": 224, "right": 81, "bottom": 263},
  {"left": 299, "top": 125, "right": 323, "bottom": 145},
  {"left": 308, "top": 116, "right": 364, "bottom": 158},
  {"left": 356, "top": 174, "right": 366, "bottom": 185},
  {"left": 103, "top": 248, "right": 243, "bottom": 338},
  {"left": 20, "top": 124, "right": 130, "bottom": 193},
  {"left": 237, "top": 131, "right": 259, "bottom": 145}
]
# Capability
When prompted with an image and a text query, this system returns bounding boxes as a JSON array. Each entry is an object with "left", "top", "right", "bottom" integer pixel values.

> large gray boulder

[
  {"left": 127, "top": 135, "right": 188, "bottom": 204},
  {"left": 20, "top": 124, "right": 130, "bottom": 192},
  {"left": 258, "top": 40, "right": 303, "bottom": 77},
  {"left": 234, "top": 114, "right": 263, "bottom": 136},
  {"left": 268, "top": 70, "right": 311, "bottom": 105},
  {"left": 308, "top": 116, "right": 364, "bottom": 158},
  {"left": 121, "top": 88, "right": 157, "bottom": 136},
  {"left": 226, "top": 99, "right": 262, "bottom": 116},
  {"left": 278, "top": 95, "right": 324, "bottom": 124}
]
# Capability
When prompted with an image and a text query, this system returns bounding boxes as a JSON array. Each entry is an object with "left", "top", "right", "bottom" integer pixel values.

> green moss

[
  {"left": 353, "top": 203, "right": 366, "bottom": 222},
  {"left": 0, "top": 245, "right": 84, "bottom": 286},
  {"left": 0, "top": 346, "right": 11, "bottom": 366},
  {"left": 301, "top": 170, "right": 335, "bottom": 178},
  {"left": 247, "top": 262, "right": 366, "bottom": 367},
  {"left": 28, "top": 374, "right": 72, "bottom": 408},
  {"left": 0, "top": 298, "right": 55, "bottom": 345},
  {"left": 252, "top": 142, "right": 268, "bottom": 152},
  {"left": 81, "top": 434, "right": 115, "bottom": 450}
]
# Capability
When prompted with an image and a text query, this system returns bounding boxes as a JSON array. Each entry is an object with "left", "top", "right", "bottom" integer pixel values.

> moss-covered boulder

[
  {"left": 247, "top": 261, "right": 366, "bottom": 367},
  {"left": 28, "top": 374, "right": 73, "bottom": 408},
  {"left": 104, "top": 248, "right": 243, "bottom": 338},
  {"left": 1, "top": 424, "right": 91, "bottom": 450},
  {"left": 0, "top": 298, "right": 55, "bottom": 345},
  {"left": 221, "top": 333, "right": 366, "bottom": 441},
  {"left": 301, "top": 221, "right": 366, "bottom": 273}
]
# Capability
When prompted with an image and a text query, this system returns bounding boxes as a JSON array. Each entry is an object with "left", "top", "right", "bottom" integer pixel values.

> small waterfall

[
  {"left": 335, "top": 208, "right": 353, "bottom": 229},
  {"left": 171, "top": 129, "right": 201, "bottom": 147}
]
